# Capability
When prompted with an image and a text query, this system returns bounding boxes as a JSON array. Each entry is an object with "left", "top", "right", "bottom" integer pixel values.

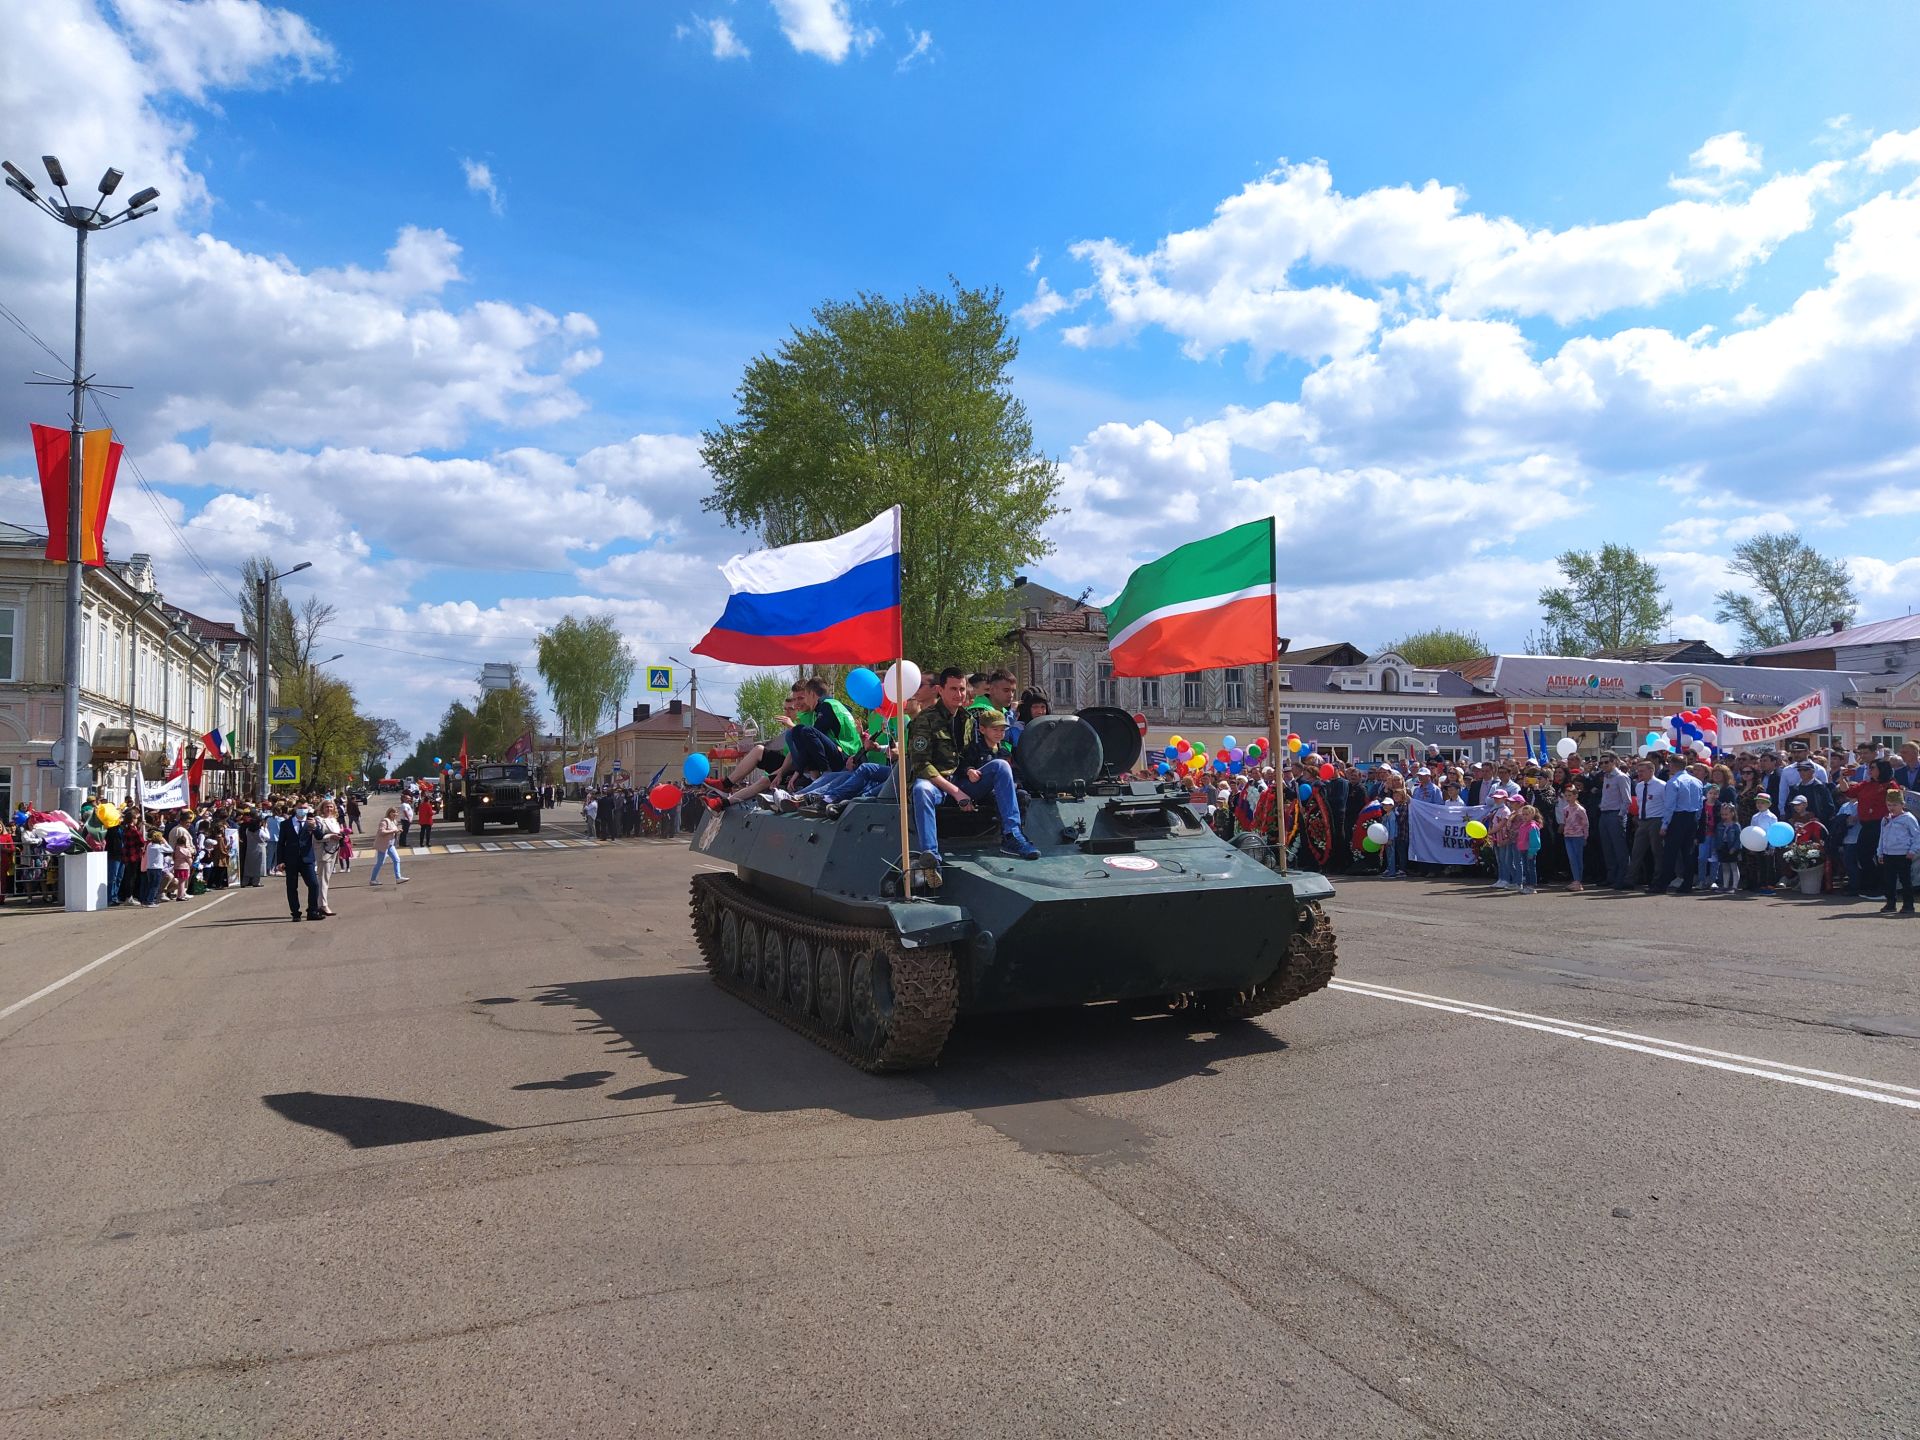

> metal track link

[
  {"left": 690, "top": 872, "right": 958, "bottom": 1072},
  {"left": 1205, "top": 900, "right": 1339, "bottom": 1021}
]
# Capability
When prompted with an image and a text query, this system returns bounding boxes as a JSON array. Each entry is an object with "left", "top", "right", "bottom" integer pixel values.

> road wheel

[
  {"left": 815, "top": 944, "right": 850, "bottom": 1032},
  {"left": 848, "top": 948, "right": 895, "bottom": 1054},
  {"left": 525, "top": 810, "right": 541, "bottom": 835},
  {"left": 760, "top": 928, "right": 787, "bottom": 997},
  {"left": 785, "top": 936, "right": 816, "bottom": 1017},
  {"left": 465, "top": 814, "right": 481, "bottom": 836},
  {"left": 718, "top": 909, "right": 744, "bottom": 980},
  {"left": 737, "top": 919, "right": 762, "bottom": 988}
]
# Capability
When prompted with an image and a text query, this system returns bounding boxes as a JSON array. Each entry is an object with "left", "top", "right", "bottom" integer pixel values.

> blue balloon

[
  {"left": 1766, "top": 820, "right": 1794, "bottom": 847},
  {"left": 1221, "top": 735, "right": 1237, "bottom": 750},
  {"left": 1298, "top": 782, "right": 1313, "bottom": 800},
  {"left": 845, "top": 667, "right": 884, "bottom": 708},
  {"left": 1228, "top": 760, "right": 1243, "bottom": 774},
  {"left": 1157, "top": 762, "right": 1171, "bottom": 775},
  {"left": 682, "top": 753, "right": 711, "bottom": 785},
  {"left": 1300, "top": 740, "right": 1315, "bottom": 756}
]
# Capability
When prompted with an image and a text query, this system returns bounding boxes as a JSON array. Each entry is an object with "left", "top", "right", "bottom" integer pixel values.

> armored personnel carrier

[{"left": 687, "top": 705, "right": 1336, "bottom": 1071}]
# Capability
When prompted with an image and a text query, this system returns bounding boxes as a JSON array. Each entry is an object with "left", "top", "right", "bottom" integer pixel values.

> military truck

[
  {"left": 444, "top": 762, "right": 542, "bottom": 835},
  {"left": 688, "top": 705, "right": 1336, "bottom": 1071}
]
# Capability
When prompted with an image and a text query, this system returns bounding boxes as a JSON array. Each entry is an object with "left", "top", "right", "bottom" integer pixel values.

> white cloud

[
  {"left": 461, "top": 157, "right": 504, "bottom": 215},
  {"left": 897, "top": 27, "right": 933, "bottom": 72},
  {"left": 1032, "top": 150, "right": 1840, "bottom": 363},
  {"left": 1669, "top": 130, "right": 1762, "bottom": 196},
  {"left": 109, "top": 0, "right": 334, "bottom": 102},
  {"left": 683, "top": 15, "right": 750, "bottom": 59},
  {"left": 1863, "top": 125, "right": 1920, "bottom": 173},
  {"left": 769, "top": 0, "right": 869, "bottom": 61},
  {"left": 1014, "top": 277, "right": 1073, "bottom": 327}
]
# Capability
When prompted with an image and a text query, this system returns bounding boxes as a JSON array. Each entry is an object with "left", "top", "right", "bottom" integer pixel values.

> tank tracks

[
  {"left": 1189, "top": 900, "right": 1338, "bottom": 1021},
  {"left": 690, "top": 871, "right": 958, "bottom": 1072}
]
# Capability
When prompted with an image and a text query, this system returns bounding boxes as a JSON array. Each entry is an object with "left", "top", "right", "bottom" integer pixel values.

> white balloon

[
  {"left": 883, "top": 660, "right": 922, "bottom": 703},
  {"left": 1366, "top": 821, "right": 1389, "bottom": 845},
  {"left": 1740, "top": 825, "right": 1769, "bottom": 853},
  {"left": 1555, "top": 737, "right": 1578, "bottom": 758}
]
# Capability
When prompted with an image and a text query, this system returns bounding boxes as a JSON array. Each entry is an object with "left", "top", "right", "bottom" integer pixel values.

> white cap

[
  {"left": 1380, "top": 797, "right": 1396, "bottom": 808},
  {"left": 1416, "top": 767, "right": 1432, "bottom": 776}
]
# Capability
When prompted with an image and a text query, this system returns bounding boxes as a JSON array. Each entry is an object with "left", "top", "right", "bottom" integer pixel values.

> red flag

[
  {"left": 187, "top": 755, "right": 204, "bottom": 807},
  {"left": 32, "top": 424, "right": 122, "bottom": 565},
  {"left": 458, "top": 734, "right": 469, "bottom": 777},
  {"left": 166, "top": 742, "right": 185, "bottom": 780}
]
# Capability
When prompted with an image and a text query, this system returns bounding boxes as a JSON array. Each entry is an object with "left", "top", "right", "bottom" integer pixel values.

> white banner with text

[
  {"left": 1408, "top": 798, "right": 1490, "bottom": 866},
  {"left": 1717, "top": 691, "right": 1829, "bottom": 748}
]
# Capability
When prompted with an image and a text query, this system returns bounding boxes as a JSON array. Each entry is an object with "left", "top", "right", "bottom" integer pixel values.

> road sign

[
  {"left": 271, "top": 725, "right": 300, "bottom": 750},
  {"left": 35, "top": 758, "right": 57, "bottom": 768},
  {"left": 270, "top": 755, "right": 301, "bottom": 785},
  {"left": 50, "top": 737, "right": 92, "bottom": 769},
  {"left": 269, "top": 705, "right": 303, "bottom": 719},
  {"left": 646, "top": 665, "right": 673, "bottom": 693}
]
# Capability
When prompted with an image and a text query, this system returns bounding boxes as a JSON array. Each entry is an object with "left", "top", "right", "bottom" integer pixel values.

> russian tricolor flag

[{"left": 692, "top": 507, "right": 902, "bottom": 665}]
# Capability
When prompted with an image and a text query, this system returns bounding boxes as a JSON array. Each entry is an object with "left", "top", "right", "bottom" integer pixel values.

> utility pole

[
  {"left": 255, "top": 561, "right": 311, "bottom": 800},
  {"left": 4, "top": 156, "right": 158, "bottom": 814}
]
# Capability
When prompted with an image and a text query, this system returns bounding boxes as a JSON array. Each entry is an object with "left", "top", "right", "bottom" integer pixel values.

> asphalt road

[{"left": 1, "top": 834, "right": 1914, "bottom": 1438}]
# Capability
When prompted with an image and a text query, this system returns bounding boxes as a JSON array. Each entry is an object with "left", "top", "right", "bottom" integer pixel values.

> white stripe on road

[
  {"left": 1329, "top": 978, "right": 1920, "bottom": 1112},
  {"left": 543, "top": 839, "right": 567, "bottom": 848},
  {"left": 480, "top": 842, "right": 502, "bottom": 852},
  {"left": 0, "top": 891, "right": 235, "bottom": 1024},
  {"left": 443, "top": 844, "right": 465, "bottom": 853},
  {"left": 512, "top": 841, "right": 535, "bottom": 850}
]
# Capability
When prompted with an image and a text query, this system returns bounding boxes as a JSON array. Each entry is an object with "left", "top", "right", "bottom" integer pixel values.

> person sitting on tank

[
  {"left": 713, "top": 688, "right": 803, "bottom": 805},
  {"left": 967, "top": 669, "right": 1020, "bottom": 756},
  {"left": 722, "top": 678, "right": 863, "bottom": 810},
  {"left": 908, "top": 670, "right": 1039, "bottom": 866}
]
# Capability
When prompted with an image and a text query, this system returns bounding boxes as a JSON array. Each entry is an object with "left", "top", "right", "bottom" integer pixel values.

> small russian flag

[
  {"left": 692, "top": 507, "right": 902, "bottom": 665},
  {"left": 200, "top": 728, "right": 229, "bottom": 759}
]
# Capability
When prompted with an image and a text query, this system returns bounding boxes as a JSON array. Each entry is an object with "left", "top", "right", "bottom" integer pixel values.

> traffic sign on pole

[
  {"left": 647, "top": 665, "right": 673, "bottom": 692},
  {"left": 270, "top": 755, "right": 301, "bottom": 785}
]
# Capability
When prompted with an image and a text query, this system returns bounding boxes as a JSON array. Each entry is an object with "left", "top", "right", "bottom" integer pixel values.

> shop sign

[{"left": 1544, "top": 673, "right": 1627, "bottom": 694}]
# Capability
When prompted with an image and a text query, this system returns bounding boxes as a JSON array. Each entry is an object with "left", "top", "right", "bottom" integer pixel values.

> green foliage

[
  {"left": 701, "top": 282, "right": 1063, "bottom": 670},
  {"left": 394, "top": 668, "right": 546, "bottom": 777},
  {"left": 732, "top": 674, "right": 790, "bottom": 737},
  {"left": 1379, "top": 627, "right": 1487, "bottom": 667},
  {"left": 536, "top": 614, "right": 636, "bottom": 752},
  {"left": 1713, "top": 532, "right": 1858, "bottom": 651},
  {"left": 1536, "top": 544, "right": 1672, "bottom": 655}
]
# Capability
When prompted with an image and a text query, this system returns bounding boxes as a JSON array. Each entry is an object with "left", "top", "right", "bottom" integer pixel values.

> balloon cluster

[{"left": 1740, "top": 820, "right": 1795, "bottom": 851}]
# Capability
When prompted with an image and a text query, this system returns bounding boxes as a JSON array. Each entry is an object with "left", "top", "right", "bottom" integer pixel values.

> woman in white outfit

[
  {"left": 368, "top": 807, "right": 409, "bottom": 887},
  {"left": 312, "top": 798, "right": 344, "bottom": 915}
]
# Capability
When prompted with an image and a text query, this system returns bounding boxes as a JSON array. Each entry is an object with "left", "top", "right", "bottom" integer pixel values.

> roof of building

[
  {"left": 1590, "top": 639, "right": 1726, "bottom": 664},
  {"left": 1007, "top": 577, "right": 1086, "bottom": 617},
  {"left": 601, "top": 704, "right": 734, "bottom": 739},
  {"left": 1471, "top": 654, "right": 1867, "bottom": 705},
  {"left": 1284, "top": 641, "right": 1368, "bottom": 666},
  {"left": 169, "top": 607, "right": 249, "bottom": 645},
  {"left": 1027, "top": 607, "right": 1104, "bottom": 633},
  {"left": 1282, "top": 662, "right": 1481, "bottom": 699},
  {"left": 1747, "top": 614, "right": 1920, "bottom": 656}
]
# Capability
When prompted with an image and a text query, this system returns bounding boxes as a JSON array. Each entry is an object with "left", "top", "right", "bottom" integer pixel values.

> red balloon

[
  {"left": 648, "top": 784, "right": 683, "bottom": 810},
  {"left": 878, "top": 697, "right": 898, "bottom": 717},
  {"left": 1318, "top": 763, "right": 1335, "bottom": 781},
  {"left": 1177, "top": 739, "right": 1191, "bottom": 753}
]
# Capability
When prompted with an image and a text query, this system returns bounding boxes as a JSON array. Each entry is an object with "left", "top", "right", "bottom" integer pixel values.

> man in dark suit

[
  {"left": 278, "top": 804, "right": 324, "bottom": 921},
  {"left": 1786, "top": 760, "right": 1837, "bottom": 823}
]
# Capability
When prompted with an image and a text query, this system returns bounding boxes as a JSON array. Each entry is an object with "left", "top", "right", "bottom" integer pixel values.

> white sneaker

[
  {"left": 397, "top": 876, "right": 410, "bottom": 884},
  {"left": 1491, "top": 880, "right": 1510, "bottom": 889}
]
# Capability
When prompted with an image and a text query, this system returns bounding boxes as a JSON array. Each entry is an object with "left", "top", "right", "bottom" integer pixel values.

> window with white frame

[
  {"left": 1224, "top": 667, "right": 1246, "bottom": 709},
  {"left": 0, "top": 606, "right": 17, "bottom": 682},
  {"left": 1682, "top": 684, "right": 1701, "bottom": 708},
  {"left": 1183, "top": 671, "right": 1204, "bottom": 708},
  {"left": 96, "top": 619, "right": 109, "bottom": 694},
  {"left": 1048, "top": 660, "right": 1075, "bottom": 707},
  {"left": 79, "top": 611, "right": 91, "bottom": 688},
  {"left": 1096, "top": 660, "right": 1115, "bottom": 706}
]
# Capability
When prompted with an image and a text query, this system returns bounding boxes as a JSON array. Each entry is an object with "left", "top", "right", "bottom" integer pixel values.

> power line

[
  {"left": 85, "top": 391, "right": 239, "bottom": 607},
  {"left": 0, "top": 296, "right": 68, "bottom": 369}
]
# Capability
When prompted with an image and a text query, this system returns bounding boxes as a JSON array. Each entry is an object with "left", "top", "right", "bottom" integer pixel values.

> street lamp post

[
  {"left": 4, "top": 156, "right": 158, "bottom": 814},
  {"left": 307, "top": 652, "right": 343, "bottom": 787},
  {"left": 254, "top": 561, "right": 311, "bottom": 801}
]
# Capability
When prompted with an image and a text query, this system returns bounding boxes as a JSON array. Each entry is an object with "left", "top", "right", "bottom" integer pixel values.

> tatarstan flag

[{"left": 1103, "top": 518, "right": 1276, "bottom": 677}]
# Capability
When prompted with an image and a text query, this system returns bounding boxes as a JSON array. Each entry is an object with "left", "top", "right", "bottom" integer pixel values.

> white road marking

[
  {"left": 543, "top": 839, "right": 567, "bottom": 848},
  {"left": 443, "top": 844, "right": 465, "bottom": 854},
  {"left": 480, "top": 842, "right": 503, "bottom": 852},
  {"left": 512, "top": 841, "right": 535, "bottom": 850},
  {"left": 0, "top": 891, "right": 235, "bottom": 1024},
  {"left": 409, "top": 846, "right": 430, "bottom": 856},
  {"left": 1329, "top": 978, "right": 1920, "bottom": 1112}
]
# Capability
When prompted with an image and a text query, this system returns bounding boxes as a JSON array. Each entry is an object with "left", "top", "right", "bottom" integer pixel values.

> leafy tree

[
  {"left": 238, "top": 556, "right": 335, "bottom": 681},
  {"left": 1379, "top": 627, "right": 1487, "bottom": 668},
  {"left": 536, "top": 614, "right": 636, "bottom": 757},
  {"left": 291, "top": 670, "right": 365, "bottom": 789},
  {"left": 733, "top": 673, "right": 790, "bottom": 737},
  {"left": 358, "top": 717, "right": 408, "bottom": 777},
  {"left": 1713, "top": 532, "right": 1858, "bottom": 651},
  {"left": 1536, "top": 544, "right": 1672, "bottom": 655},
  {"left": 701, "top": 282, "right": 1063, "bottom": 668}
]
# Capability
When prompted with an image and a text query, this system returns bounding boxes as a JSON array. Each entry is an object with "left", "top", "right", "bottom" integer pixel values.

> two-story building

[
  {"left": 0, "top": 524, "right": 260, "bottom": 813},
  {"left": 593, "top": 700, "right": 734, "bottom": 787}
]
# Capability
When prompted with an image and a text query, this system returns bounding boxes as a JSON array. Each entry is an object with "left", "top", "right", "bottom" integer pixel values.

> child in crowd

[
  {"left": 1379, "top": 798, "right": 1402, "bottom": 879},
  {"left": 142, "top": 829, "right": 170, "bottom": 908},
  {"left": 1513, "top": 803, "right": 1542, "bottom": 895},
  {"left": 1487, "top": 790, "right": 1515, "bottom": 889},
  {"left": 1712, "top": 802, "right": 1742, "bottom": 892},
  {"left": 1556, "top": 782, "right": 1589, "bottom": 892},
  {"left": 1834, "top": 797, "right": 1860, "bottom": 893},
  {"left": 165, "top": 827, "right": 193, "bottom": 902}
]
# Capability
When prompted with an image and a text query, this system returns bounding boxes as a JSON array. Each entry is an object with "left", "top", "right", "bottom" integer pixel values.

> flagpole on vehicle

[
  {"left": 893, "top": 504, "right": 912, "bottom": 901},
  {"left": 1268, "top": 515, "right": 1287, "bottom": 875}
]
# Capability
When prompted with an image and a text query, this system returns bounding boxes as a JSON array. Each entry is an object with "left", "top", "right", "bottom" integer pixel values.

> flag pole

[
  {"left": 893, "top": 506, "right": 912, "bottom": 901},
  {"left": 1269, "top": 516, "right": 1287, "bottom": 874}
]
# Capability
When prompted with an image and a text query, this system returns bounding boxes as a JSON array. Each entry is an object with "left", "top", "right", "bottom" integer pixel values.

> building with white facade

[{"left": 0, "top": 524, "right": 260, "bottom": 813}]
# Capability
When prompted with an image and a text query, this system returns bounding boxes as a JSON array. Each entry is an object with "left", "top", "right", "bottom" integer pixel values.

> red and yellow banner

[{"left": 32, "top": 424, "right": 122, "bottom": 566}]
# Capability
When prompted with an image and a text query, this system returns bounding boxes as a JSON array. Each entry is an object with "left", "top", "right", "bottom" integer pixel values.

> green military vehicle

[
  {"left": 688, "top": 705, "right": 1336, "bottom": 1071},
  {"left": 443, "top": 762, "right": 543, "bottom": 836}
]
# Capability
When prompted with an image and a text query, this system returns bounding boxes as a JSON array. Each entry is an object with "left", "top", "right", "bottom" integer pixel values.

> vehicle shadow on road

[{"left": 524, "top": 969, "right": 1290, "bottom": 1129}]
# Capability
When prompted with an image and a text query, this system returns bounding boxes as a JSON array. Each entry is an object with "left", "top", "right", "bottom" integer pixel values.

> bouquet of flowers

[{"left": 1782, "top": 841, "right": 1825, "bottom": 871}]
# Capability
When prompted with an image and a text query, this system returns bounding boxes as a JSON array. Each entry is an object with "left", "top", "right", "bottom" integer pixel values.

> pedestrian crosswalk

[{"left": 374, "top": 835, "right": 684, "bottom": 861}]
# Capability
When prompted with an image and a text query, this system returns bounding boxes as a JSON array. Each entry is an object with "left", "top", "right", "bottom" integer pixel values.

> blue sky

[{"left": 3, "top": 0, "right": 1919, "bottom": 745}]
